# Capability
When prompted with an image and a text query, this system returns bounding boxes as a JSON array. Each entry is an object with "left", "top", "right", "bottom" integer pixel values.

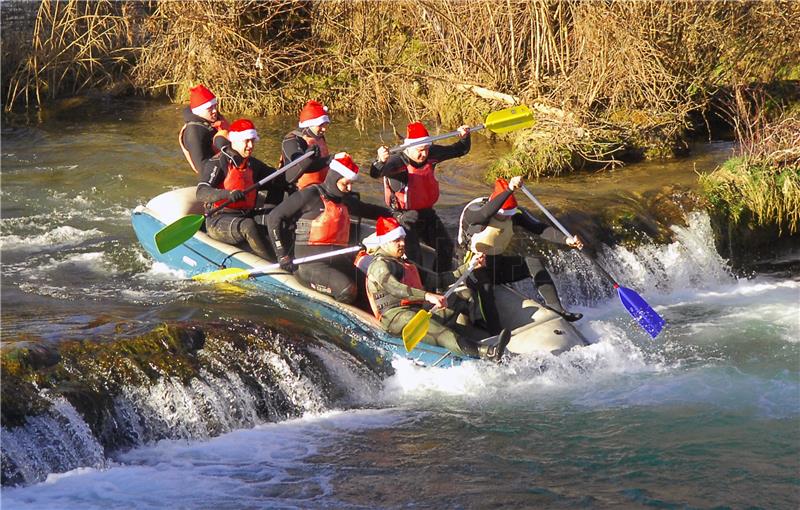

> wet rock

[{"left": 1, "top": 320, "right": 386, "bottom": 486}]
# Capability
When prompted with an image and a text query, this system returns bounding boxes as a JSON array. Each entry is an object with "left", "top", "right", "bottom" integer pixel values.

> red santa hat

[
  {"left": 228, "top": 118, "right": 259, "bottom": 142},
  {"left": 404, "top": 121, "right": 430, "bottom": 147},
  {"left": 189, "top": 84, "right": 217, "bottom": 115},
  {"left": 298, "top": 100, "right": 330, "bottom": 128},
  {"left": 372, "top": 216, "right": 406, "bottom": 245},
  {"left": 490, "top": 178, "right": 519, "bottom": 216},
  {"left": 329, "top": 152, "right": 359, "bottom": 181}
]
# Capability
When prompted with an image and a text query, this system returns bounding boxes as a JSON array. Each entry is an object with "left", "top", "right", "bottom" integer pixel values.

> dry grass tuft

[{"left": 4, "top": 0, "right": 144, "bottom": 112}]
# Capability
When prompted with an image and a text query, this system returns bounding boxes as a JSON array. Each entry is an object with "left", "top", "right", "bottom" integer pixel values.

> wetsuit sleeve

[
  {"left": 371, "top": 153, "right": 407, "bottom": 178},
  {"left": 462, "top": 189, "right": 514, "bottom": 226},
  {"left": 183, "top": 123, "right": 213, "bottom": 173},
  {"left": 281, "top": 134, "right": 328, "bottom": 183},
  {"left": 514, "top": 209, "right": 568, "bottom": 244},
  {"left": 369, "top": 258, "right": 428, "bottom": 302},
  {"left": 196, "top": 157, "right": 230, "bottom": 203},
  {"left": 428, "top": 134, "right": 471, "bottom": 162},
  {"left": 266, "top": 188, "right": 309, "bottom": 259},
  {"left": 345, "top": 195, "right": 391, "bottom": 220}
]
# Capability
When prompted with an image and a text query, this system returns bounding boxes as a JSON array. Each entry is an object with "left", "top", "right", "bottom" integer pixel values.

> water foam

[
  {"left": 2, "top": 409, "right": 411, "bottom": 510},
  {"left": 0, "top": 226, "right": 104, "bottom": 253}
]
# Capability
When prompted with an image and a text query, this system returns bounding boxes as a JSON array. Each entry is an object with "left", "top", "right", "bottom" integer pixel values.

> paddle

[
  {"left": 154, "top": 151, "right": 315, "bottom": 254},
  {"left": 519, "top": 185, "right": 666, "bottom": 338},
  {"left": 193, "top": 245, "right": 362, "bottom": 283},
  {"left": 402, "top": 258, "right": 480, "bottom": 352},
  {"left": 389, "top": 105, "right": 534, "bottom": 153}
]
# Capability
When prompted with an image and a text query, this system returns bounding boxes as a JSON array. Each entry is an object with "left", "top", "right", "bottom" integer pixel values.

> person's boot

[
  {"left": 538, "top": 283, "right": 583, "bottom": 322},
  {"left": 559, "top": 311, "right": 583, "bottom": 322},
  {"left": 477, "top": 328, "right": 511, "bottom": 363}
]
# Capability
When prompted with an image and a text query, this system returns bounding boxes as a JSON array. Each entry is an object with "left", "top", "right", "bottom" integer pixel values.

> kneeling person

[
  {"left": 267, "top": 153, "right": 390, "bottom": 304},
  {"left": 365, "top": 217, "right": 510, "bottom": 362},
  {"left": 458, "top": 176, "right": 583, "bottom": 335}
]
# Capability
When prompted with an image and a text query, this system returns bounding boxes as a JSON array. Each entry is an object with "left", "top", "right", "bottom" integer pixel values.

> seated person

[
  {"left": 267, "top": 153, "right": 390, "bottom": 304},
  {"left": 364, "top": 216, "right": 511, "bottom": 362},
  {"left": 196, "top": 119, "right": 288, "bottom": 261}
]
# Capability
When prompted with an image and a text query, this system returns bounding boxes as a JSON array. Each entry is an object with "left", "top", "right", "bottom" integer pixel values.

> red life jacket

[
  {"left": 179, "top": 116, "right": 229, "bottom": 174},
  {"left": 383, "top": 159, "right": 440, "bottom": 210},
  {"left": 280, "top": 130, "right": 330, "bottom": 189},
  {"left": 213, "top": 159, "right": 257, "bottom": 210},
  {"left": 297, "top": 194, "right": 350, "bottom": 246},
  {"left": 367, "top": 258, "right": 425, "bottom": 320}
]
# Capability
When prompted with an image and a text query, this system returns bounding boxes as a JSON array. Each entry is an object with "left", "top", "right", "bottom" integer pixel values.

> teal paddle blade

[{"left": 154, "top": 214, "right": 205, "bottom": 254}]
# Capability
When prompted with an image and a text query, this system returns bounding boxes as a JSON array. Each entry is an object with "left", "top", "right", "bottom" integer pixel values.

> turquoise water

[{"left": 1, "top": 98, "right": 798, "bottom": 509}]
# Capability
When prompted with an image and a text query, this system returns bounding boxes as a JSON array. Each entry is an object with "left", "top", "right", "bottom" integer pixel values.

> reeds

[
  {"left": 4, "top": 0, "right": 798, "bottom": 156},
  {"left": 4, "top": 0, "right": 143, "bottom": 112}
]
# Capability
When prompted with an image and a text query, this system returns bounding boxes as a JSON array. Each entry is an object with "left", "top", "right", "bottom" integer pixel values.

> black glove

[
  {"left": 228, "top": 189, "right": 246, "bottom": 203},
  {"left": 305, "top": 144, "right": 321, "bottom": 159},
  {"left": 394, "top": 209, "right": 419, "bottom": 228},
  {"left": 278, "top": 255, "right": 297, "bottom": 273}
]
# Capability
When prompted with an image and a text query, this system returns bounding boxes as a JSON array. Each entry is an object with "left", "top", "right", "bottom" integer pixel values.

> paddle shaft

[
  {"left": 519, "top": 185, "right": 623, "bottom": 287},
  {"left": 246, "top": 245, "right": 362, "bottom": 278},
  {"left": 429, "top": 258, "right": 479, "bottom": 312},
  {"left": 206, "top": 151, "right": 314, "bottom": 216},
  {"left": 389, "top": 125, "right": 484, "bottom": 153}
]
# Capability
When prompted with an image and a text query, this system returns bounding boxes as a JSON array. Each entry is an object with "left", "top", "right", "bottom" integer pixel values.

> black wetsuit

[
  {"left": 181, "top": 107, "right": 221, "bottom": 173},
  {"left": 280, "top": 129, "right": 330, "bottom": 186},
  {"left": 197, "top": 150, "right": 289, "bottom": 261},
  {"left": 460, "top": 188, "right": 569, "bottom": 334},
  {"left": 267, "top": 171, "right": 390, "bottom": 303},
  {"left": 369, "top": 136, "right": 471, "bottom": 275}
]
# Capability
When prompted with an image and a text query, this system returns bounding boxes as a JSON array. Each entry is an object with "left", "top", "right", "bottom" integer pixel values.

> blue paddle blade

[{"left": 616, "top": 286, "right": 665, "bottom": 338}]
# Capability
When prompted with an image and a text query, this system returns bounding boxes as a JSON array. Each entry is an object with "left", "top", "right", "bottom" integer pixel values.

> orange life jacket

[
  {"left": 280, "top": 130, "right": 330, "bottom": 189},
  {"left": 179, "top": 116, "right": 229, "bottom": 174},
  {"left": 383, "top": 159, "right": 440, "bottom": 210},
  {"left": 213, "top": 159, "right": 256, "bottom": 210},
  {"left": 367, "top": 257, "right": 425, "bottom": 320},
  {"left": 296, "top": 194, "right": 351, "bottom": 247}
]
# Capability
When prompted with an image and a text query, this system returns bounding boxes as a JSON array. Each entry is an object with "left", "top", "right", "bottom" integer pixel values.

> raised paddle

[
  {"left": 402, "top": 257, "right": 480, "bottom": 352},
  {"left": 389, "top": 105, "right": 534, "bottom": 153},
  {"left": 154, "top": 151, "right": 315, "bottom": 254},
  {"left": 519, "top": 185, "right": 666, "bottom": 338},
  {"left": 192, "top": 245, "right": 362, "bottom": 283}
]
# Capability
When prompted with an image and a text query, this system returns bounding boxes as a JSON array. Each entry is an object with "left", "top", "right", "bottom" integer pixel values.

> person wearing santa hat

[
  {"left": 197, "top": 118, "right": 289, "bottom": 261},
  {"left": 179, "top": 84, "right": 229, "bottom": 174},
  {"left": 364, "top": 216, "right": 511, "bottom": 362},
  {"left": 369, "top": 121, "right": 472, "bottom": 278},
  {"left": 457, "top": 176, "right": 584, "bottom": 332},
  {"left": 278, "top": 99, "right": 333, "bottom": 190},
  {"left": 266, "top": 152, "right": 390, "bottom": 304}
]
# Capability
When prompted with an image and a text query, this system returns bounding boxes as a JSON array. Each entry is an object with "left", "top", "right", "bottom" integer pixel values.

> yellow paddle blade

[
  {"left": 192, "top": 267, "right": 250, "bottom": 283},
  {"left": 484, "top": 105, "right": 535, "bottom": 134},
  {"left": 402, "top": 309, "right": 432, "bottom": 352}
]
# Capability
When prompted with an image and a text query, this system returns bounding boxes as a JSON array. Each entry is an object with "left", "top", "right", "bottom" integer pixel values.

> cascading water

[{"left": 1, "top": 326, "right": 384, "bottom": 488}]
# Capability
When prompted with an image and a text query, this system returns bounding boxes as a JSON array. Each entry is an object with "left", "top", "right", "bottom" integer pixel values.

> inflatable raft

[{"left": 132, "top": 187, "right": 589, "bottom": 367}]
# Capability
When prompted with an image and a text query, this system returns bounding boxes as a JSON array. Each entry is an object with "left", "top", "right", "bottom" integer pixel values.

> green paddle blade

[
  {"left": 192, "top": 267, "right": 250, "bottom": 283},
  {"left": 484, "top": 105, "right": 534, "bottom": 134},
  {"left": 402, "top": 309, "right": 432, "bottom": 352},
  {"left": 154, "top": 214, "right": 205, "bottom": 254}
]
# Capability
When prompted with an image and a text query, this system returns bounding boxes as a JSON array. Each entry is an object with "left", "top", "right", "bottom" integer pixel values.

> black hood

[
  {"left": 182, "top": 106, "right": 210, "bottom": 124},
  {"left": 320, "top": 166, "right": 344, "bottom": 200}
]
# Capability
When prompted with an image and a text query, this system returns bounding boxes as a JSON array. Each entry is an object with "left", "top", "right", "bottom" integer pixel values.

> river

[{"left": 1, "top": 97, "right": 798, "bottom": 509}]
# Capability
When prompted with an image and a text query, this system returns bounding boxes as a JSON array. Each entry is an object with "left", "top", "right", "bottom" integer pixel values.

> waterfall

[
  {"left": 541, "top": 211, "right": 735, "bottom": 307},
  {"left": 1, "top": 326, "right": 382, "bottom": 487}
]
